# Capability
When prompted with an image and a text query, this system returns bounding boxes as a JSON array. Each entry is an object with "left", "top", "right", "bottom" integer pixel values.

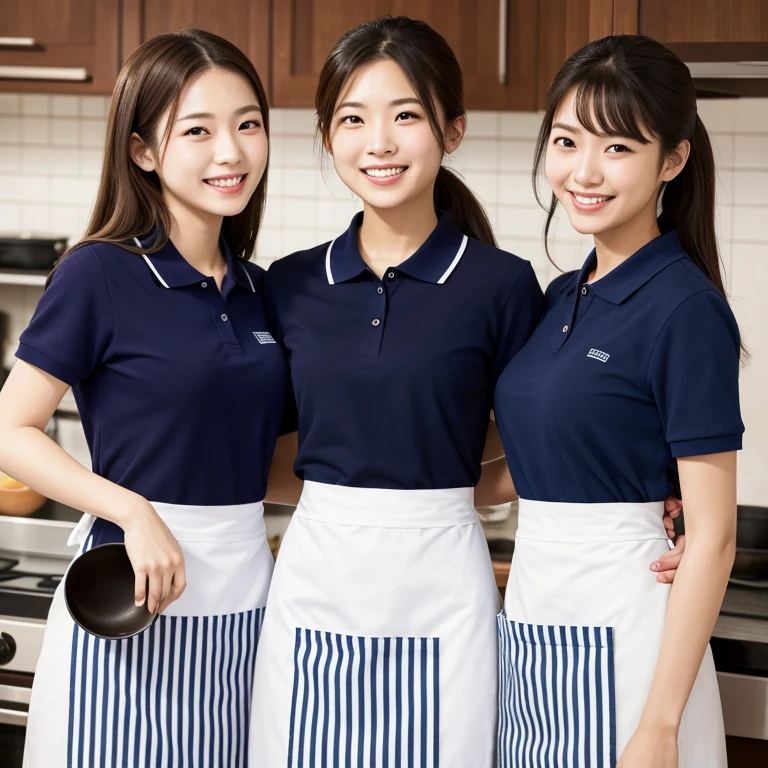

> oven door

[{"left": 0, "top": 672, "right": 30, "bottom": 768}]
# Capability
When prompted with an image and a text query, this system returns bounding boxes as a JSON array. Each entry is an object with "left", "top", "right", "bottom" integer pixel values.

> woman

[
  {"left": 250, "top": 18, "right": 684, "bottom": 768},
  {"left": 0, "top": 30, "right": 288, "bottom": 768},
  {"left": 487, "top": 35, "right": 742, "bottom": 768}
]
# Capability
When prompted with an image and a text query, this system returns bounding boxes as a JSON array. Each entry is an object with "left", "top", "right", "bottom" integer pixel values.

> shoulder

[
  {"left": 462, "top": 238, "right": 539, "bottom": 296},
  {"left": 49, "top": 241, "right": 137, "bottom": 290},
  {"left": 653, "top": 257, "right": 736, "bottom": 331},
  {"left": 266, "top": 241, "right": 329, "bottom": 283}
]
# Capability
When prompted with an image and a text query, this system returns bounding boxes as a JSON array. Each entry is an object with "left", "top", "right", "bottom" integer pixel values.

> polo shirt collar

[
  {"left": 573, "top": 230, "right": 687, "bottom": 305},
  {"left": 325, "top": 211, "right": 469, "bottom": 285},
  {"left": 135, "top": 233, "right": 255, "bottom": 292}
]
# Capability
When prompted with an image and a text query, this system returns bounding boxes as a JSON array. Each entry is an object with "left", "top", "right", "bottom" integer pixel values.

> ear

[
  {"left": 443, "top": 115, "right": 466, "bottom": 155},
  {"left": 660, "top": 140, "right": 690, "bottom": 184},
  {"left": 129, "top": 132, "right": 157, "bottom": 173}
]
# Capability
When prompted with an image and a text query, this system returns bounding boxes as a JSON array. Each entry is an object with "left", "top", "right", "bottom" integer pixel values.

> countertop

[{"left": 5, "top": 499, "right": 767, "bottom": 677}]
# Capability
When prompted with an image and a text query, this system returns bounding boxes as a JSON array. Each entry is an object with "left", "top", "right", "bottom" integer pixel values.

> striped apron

[
  {"left": 497, "top": 499, "right": 727, "bottom": 768},
  {"left": 23, "top": 501, "right": 273, "bottom": 768},
  {"left": 248, "top": 481, "right": 500, "bottom": 768}
]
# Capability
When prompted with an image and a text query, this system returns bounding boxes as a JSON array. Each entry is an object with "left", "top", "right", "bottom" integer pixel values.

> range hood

[{"left": 671, "top": 42, "right": 768, "bottom": 98}]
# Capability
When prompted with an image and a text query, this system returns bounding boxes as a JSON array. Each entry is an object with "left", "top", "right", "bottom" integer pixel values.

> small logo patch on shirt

[
  {"left": 587, "top": 348, "right": 610, "bottom": 363},
  {"left": 253, "top": 332, "right": 276, "bottom": 344}
]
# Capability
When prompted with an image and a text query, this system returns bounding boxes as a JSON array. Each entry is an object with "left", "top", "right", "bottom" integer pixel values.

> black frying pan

[{"left": 64, "top": 543, "right": 156, "bottom": 639}]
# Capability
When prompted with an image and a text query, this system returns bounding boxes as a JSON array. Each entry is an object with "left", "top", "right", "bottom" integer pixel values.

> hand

[
  {"left": 650, "top": 496, "right": 686, "bottom": 584},
  {"left": 618, "top": 723, "right": 678, "bottom": 768},
  {"left": 122, "top": 499, "right": 186, "bottom": 615}
]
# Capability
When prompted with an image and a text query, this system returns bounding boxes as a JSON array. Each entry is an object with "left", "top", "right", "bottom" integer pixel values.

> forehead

[
  {"left": 337, "top": 59, "right": 417, "bottom": 107},
  {"left": 551, "top": 86, "right": 654, "bottom": 144},
  {"left": 178, "top": 68, "right": 259, "bottom": 112}
]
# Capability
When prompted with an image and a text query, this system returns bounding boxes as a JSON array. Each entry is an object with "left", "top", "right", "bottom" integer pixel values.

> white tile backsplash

[{"left": 0, "top": 94, "right": 766, "bottom": 502}]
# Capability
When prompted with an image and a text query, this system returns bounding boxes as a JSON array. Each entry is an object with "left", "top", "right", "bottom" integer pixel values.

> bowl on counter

[{"left": 0, "top": 472, "right": 46, "bottom": 516}]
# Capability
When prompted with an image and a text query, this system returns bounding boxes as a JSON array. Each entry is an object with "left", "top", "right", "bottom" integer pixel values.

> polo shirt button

[
  {"left": 377, "top": 286, "right": 383, "bottom": 294},
  {"left": 201, "top": 281, "right": 208, "bottom": 288},
  {"left": 581, "top": 285, "right": 588, "bottom": 295},
  {"left": 372, "top": 318, "right": 381, "bottom": 327},
  {"left": 562, "top": 325, "right": 569, "bottom": 333},
  {"left": 221, "top": 313, "right": 229, "bottom": 322},
  {"left": 387, "top": 271, "right": 395, "bottom": 279}
]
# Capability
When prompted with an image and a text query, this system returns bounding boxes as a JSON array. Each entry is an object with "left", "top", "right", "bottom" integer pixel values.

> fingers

[
  {"left": 649, "top": 535, "right": 686, "bottom": 582},
  {"left": 157, "top": 569, "right": 187, "bottom": 615},
  {"left": 664, "top": 496, "right": 682, "bottom": 516},
  {"left": 663, "top": 515, "right": 676, "bottom": 538},
  {"left": 134, "top": 568, "right": 147, "bottom": 608}
]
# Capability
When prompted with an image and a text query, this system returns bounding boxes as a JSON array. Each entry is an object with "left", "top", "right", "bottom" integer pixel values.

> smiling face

[
  {"left": 544, "top": 88, "right": 688, "bottom": 241},
  {"left": 130, "top": 67, "right": 268, "bottom": 225},
  {"left": 328, "top": 58, "right": 464, "bottom": 213}
]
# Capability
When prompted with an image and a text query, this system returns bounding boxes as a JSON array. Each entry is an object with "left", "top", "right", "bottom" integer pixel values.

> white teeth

[
  {"left": 573, "top": 193, "right": 611, "bottom": 204},
  {"left": 364, "top": 167, "right": 406, "bottom": 178},
  {"left": 205, "top": 176, "right": 243, "bottom": 187}
]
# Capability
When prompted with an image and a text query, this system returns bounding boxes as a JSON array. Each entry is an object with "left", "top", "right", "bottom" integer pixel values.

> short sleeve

[
  {"left": 264, "top": 263, "right": 298, "bottom": 435},
  {"left": 16, "top": 246, "right": 115, "bottom": 386},
  {"left": 648, "top": 290, "right": 744, "bottom": 457},
  {"left": 491, "top": 262, "right": 545, "bottom": 386}
]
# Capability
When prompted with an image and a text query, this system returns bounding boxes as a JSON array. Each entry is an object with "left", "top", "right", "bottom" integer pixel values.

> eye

[
  {"left": 553, "top": 137, "right": 575, "bottom": 148},
  {"left": 340, "top": 115, "right": 363, "bottom": 125},
  {"left": 184, "top": 126, "right": 209, "bottom": 136},
  {"left": 606, "top": 143, "right": 630, "bottom": 153},
  {"left": 239, "top": 119, "right": 261, "bottom": 130},
  {"left": 395, "top": 111, "right": 418, "bottom": 121}
]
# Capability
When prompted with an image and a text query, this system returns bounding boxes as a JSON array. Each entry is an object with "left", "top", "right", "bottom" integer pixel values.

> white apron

[
  {"left": 249, "top": 481, "right": 500, "bottom": 768},
  {"left": 23, "top": 501, "right": 274, "bottom": 768},
  {"left": 498, "top": 499, "right": 727, "bottom": 768}
]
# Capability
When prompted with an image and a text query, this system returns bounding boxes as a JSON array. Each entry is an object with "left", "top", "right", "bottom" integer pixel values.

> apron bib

[
  {"left": 498, "top": 499, "right": 727, "bottom": 768},
  {"left": 24, "top": 501, "right": 273, "bottom": 768},
  {"left": 249, "top": 481, "right": 500, "bottom": 768}
]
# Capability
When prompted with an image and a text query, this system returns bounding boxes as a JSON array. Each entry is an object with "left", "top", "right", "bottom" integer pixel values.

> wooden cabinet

[
  {"left": 272, "top": 0, "right": 539, "bottom": 110},
  {"left": 0, "top": 0, "right": 120, "bottom": 94},
  {"left": 120, "top": 0, "right": 271, "bottom": 97}
]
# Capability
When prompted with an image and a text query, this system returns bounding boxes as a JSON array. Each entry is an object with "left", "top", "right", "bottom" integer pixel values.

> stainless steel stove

[{"left": 0, "top": 508, "right": 77, "bottom": 767}]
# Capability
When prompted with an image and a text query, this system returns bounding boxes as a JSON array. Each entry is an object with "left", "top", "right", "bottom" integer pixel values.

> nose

[
  {"left": 366, "top": 118, "right": 396, "bottom": 157},
  {"left": 572, "top": 149, "right": 604, "bottom": 189},
  {"left": 213, "top": 129, "right": 243, "bottom": 166}
]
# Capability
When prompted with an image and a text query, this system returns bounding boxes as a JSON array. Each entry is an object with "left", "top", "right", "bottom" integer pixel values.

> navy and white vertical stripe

[
  {"left": 67, "top": 608, "right": 265, "bottom": 768},
  {"left": 497, "top": 614, "right": 616, "bottom": 768},
  {"left": 287, "top": 629, "right": 440, "bottom": 768}
]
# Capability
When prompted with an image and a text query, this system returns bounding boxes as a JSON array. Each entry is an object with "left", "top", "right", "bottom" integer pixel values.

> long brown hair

[
  {"left": 534, "top": 35, "right": 725, "bottom": 296},
  {"left": 54, "top": 29, "right": 269, "bottom": 280},
  {"left": 315, "top": 16, "right": 496, "bottom": 246}
]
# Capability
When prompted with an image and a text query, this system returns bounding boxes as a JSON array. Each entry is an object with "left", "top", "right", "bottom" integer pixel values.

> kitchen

[{"left": 1, "top": 1, "right": 768, "bottom": 766}]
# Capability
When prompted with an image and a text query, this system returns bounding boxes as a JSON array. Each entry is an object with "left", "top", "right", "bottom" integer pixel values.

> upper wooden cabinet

[
  {"left": 120, "top": 0, "right": 271, "bottom": 96},
  {"left": 0, "top": 0, "right": 120, "bottom": 93},
  {"left": 272, "top": 0, "right": 539, "bottom": 110}
]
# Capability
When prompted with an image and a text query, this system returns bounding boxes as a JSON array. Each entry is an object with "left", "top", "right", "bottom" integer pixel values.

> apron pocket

[
  {"left": 287, "top": 629, "right": 440, "bottom": 768},
  {"left": 497, "top": 612, "right": 617, "bottom": 768}
]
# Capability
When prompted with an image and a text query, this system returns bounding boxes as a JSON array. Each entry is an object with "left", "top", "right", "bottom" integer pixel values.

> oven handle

[
  {"left": 0, "top": 707, "right": 26, "bottom": 726},
  {"left": 0, "top": 683, "right": 30, "bottom": 726}
]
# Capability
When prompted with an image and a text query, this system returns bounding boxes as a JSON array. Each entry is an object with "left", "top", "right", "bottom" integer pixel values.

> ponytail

[
  {"left": 434, "top": 166, "right": 496, "bottom": 246},
  {"left": 658, "top": 115, "right": 725, "bottom": 296}
]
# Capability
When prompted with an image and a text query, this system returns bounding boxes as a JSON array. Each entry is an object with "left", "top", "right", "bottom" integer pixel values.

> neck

[
  {"left": 590, "top": 203, "right": 661, "bottom": 282},
  {"left": 164, "top": 196, "right": 226, "bottom": 277},
  {"left": 358, "top": 187, "right": 438, "bottom": 277}
]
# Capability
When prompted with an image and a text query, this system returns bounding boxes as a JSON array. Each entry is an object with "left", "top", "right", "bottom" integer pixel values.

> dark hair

[
  {"left": 315, "top": 16, "right": 496, "bottom": 246},
  {"left": 534, "top": 34, "right": 726, "bottom": 296},
  {"left": 51, "top": 29, "right": 269, "bottom": 284}
]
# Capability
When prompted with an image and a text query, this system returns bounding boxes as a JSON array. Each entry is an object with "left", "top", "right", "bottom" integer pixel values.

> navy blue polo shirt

[
  {"left": 18, "top": 234, "right": 290, "bottom": 512},
  {"left": 266, "top": 212, "right": 544, "bottom": 490},
  {"left": 494, "top": 230, "right": 744, "bottom": 503}
]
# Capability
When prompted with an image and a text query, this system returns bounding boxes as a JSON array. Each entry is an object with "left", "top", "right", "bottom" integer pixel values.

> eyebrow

[
  {"left": 336, "top": 97, "right": 422, "bottom": 110},
  {"left": 552, "top": 121, "right": 581, "bottom": 133},
  {"left": 176, "top": 104, "right": 262, "bottom": 122}
]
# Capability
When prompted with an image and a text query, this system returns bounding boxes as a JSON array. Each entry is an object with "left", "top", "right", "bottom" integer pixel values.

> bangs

[{"left": 571, "top": 69, "right": 652, "bottom": 144}]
